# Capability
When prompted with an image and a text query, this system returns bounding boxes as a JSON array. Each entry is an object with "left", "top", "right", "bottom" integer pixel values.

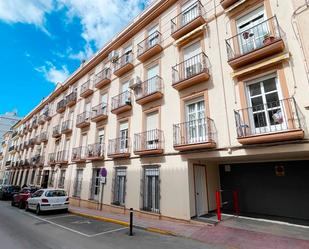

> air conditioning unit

[
  {"left": 108, "top": 50, "right": 119, "bottom": 63},
  {"left": 129, "top": 77, "right": 142, "bottom": 90}
]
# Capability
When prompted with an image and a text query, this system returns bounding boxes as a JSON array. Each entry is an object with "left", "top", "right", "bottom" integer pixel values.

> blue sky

[{"left": 0, "top": 0, "right": 149, "bottom": 117}]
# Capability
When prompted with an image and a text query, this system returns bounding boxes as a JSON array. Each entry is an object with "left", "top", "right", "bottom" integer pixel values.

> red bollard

[
  {"left": 233, "top": 190, "right": 240, "bottom": 216},
  {"left": 216, "top": 191, "right": 221, "bottom": 221}
]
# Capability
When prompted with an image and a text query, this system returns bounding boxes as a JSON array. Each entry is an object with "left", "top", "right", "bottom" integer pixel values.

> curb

[{"left": 69, "top": 209, "right": 176, "bottom": 237}]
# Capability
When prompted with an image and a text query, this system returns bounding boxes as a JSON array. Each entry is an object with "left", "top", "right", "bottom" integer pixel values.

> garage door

[{"left": 219, "top": 161, "right": 309, "bottom": 223}]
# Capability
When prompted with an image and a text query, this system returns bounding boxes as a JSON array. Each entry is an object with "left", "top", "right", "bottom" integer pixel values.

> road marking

[
  {"left": 72, "top": 220, "right": 91, "bottom": 224},
  {"left": 89, "top": 227, "right": 128, "bottom": 237},
  {"left": 44, "top": 214, "right": 76, "bottom": 220}
]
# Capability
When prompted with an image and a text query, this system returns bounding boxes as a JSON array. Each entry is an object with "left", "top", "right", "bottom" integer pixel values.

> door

[
  {"left": 181, "top": 0, "right": 198, "bottom": 27},
  {"left": 183, "top": 42, "right": 202, "bottom": 78},
  {"left": 194, "top": 165, "right": 208, "bottom": 216},
  {"left": 119, "top": 122, "right": 128, "bottom": 152},
  {"left": 236, "top": 7, "right": 267, "bottom": 54},
  {"left": 146, "top": 65, "right": 159, "bottom": 95},
  {"left": 121, "top": 81, "right": 130, "bottom": 105},
  {"left": 148, "top": 25, "right": 159, "bottom": 47},
  {"left": 81, "top": 134, "right": 87, "bottom": 158},
  {"left": 124, "top": 45, "right": 132, "bottom": 63},
  {"left": 41, "top": 171, "right": 49, "bottom": 189},
  {"left": 92, "top": 169, "right": 100, "bottom": 201},
  {"left": 246, "top": 74, "right": 286, "bottom": 134},
  {"left": 146, "top": 111, "right": 159, "bottom": 149},
  {"left": 101, "top": 93, "right": 108, "bottom": 113},
  {"left": 185, "top": 99, "right": 206, "bottom": 143}
]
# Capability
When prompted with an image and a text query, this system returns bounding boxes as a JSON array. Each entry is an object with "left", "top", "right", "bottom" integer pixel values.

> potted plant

[{"left": 263, "top": 33, "right": 275, "bottom": 45}]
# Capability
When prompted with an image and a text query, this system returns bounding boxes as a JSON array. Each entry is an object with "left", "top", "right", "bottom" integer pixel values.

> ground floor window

[
  {"left": 74, "top": 169, "right": 83, "bottom": 197},
  {"left": 112, "top": 168, "right": 126, "bottom": 206},
  {"left": 58, "top": 169, "right": 66, "bottom": 188},
  {"left": 91, "top": 168, "right": 101, "bottom": 201},
  {"left": 142, "top": 167, "right": 160, "bottom": 213}
]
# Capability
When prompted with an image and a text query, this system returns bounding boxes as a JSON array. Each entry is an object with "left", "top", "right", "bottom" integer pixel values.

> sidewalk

[{"left": 69, "top": 206, "right": 309, "bottom": 249}]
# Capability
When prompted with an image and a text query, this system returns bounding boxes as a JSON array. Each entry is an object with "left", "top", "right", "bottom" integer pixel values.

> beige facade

[{"left": 3, "top": 0, "right": 309, "bottom": 222}]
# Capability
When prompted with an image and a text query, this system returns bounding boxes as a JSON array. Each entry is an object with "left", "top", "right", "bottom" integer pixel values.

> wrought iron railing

[
  {"left": 111, "top": 91, "right": 132, "bottom": 110},
  {"left": 172, "top": 52, "right": 209, "bottom": 84},
  {"left": 57, "top": 99, "right": 66, "bottom": 111},
  {"left": 226, "top": 16, "right": 282, "bottom": 60},
  {"left": 108, "top": 137, "right": 130, "bottom": 155},
  {"left": 134, "top": 129, "right": 164, "bottom": 152},
  {"left": 56, "top": 150, "right": 68, "bottom": 163},
  {"left": 87, "top": 143, "right": 104, "bottom": 158},
  {"left": 137, "top": 31, "right": 162, "bottom": 56},
  {"left": 94, "top": 68, "right": 111, "bottom": 85},
  {"left": 80, "top": 80, "right": 92, "bottom": 95},
  {"left": 234, "top": 97, "right": 302, "bottom": 138},
  {"left": 53, "top": 125, "right": 61, "bottom": 137},
  {"left": 76, "top": 112, "right": 90, "bottom": 126},
  {"left": 61, "top": 120, "right": 72, "bottom": 133},
  {"left": 72, "top": 146, "right": 87, "bottom": 161},
  {"left": 171, "top": 1, "right": 205, "bottom": 34},
  {"left": 173, "top": 117, "right": 215, "bottom": 146},
  {"left": 91, "top": 103, "right": 108, "bottom": 119},
  {"left": 48, "top": 153, "right": 56, "bottom": 164},
  {"left": 134, "top": 76, "right": 163, "bottom": 100},
  {"left": 40, "top": 132, "right": 48, "bottom": 142},
  {"left": 66, "top": 91, "right": 77, "bottom": 103},
  {"left": 113, "top": 52, "right": 133, "bottom": 72}
]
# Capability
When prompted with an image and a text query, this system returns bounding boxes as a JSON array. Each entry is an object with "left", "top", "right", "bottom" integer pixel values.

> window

[
  {"left": 74, "top": 169, "right": 83, "bottom": 197},
  {"left": 97, "top": 129, "right": 105, "bottom": 145},
  {"left": 181, "top": 0, "right": 199, "bottom": 26},
  {"left": 146, "top": 65, "right": 159, "bottom": 95},
  {"left": 148, "top": 25, "right": 159, "bottom": 47},
  {"left": 48, "top": 170, "right": 55, "bottom": 187},
  {"left": 142, "top": 167, "right": 160, "bottom": 213},
  {"left": 183, "top": 41, "right": 202, "bottom": 79},
  {"left": 58, "top": 170, "right": 66, "bottom": 188},
  {"left": 119, "top": 121, "right": 129, "bottom": 152},
  {"left": 145, "top": 111, "right": 159, "bottom": 149},
  {"left": 112, "top": 168, "right": 126, "bottom": 206},
  {"left": 91, "top": 168, "right": 101, "bottom": 201}
]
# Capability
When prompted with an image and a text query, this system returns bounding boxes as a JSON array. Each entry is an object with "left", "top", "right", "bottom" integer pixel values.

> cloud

[
  {"left": 0, "top": 0, "right": 54, "bottom": 34},
  {"left": 35, "top": 61, "right": 69, "bottom": 85}
]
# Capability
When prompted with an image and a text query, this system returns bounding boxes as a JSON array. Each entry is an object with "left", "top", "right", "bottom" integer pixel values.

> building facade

[
  {"left": 0, "top": 111, "right": 21, "bottom": 143},
  {"left": 3, "top": 0, "right": 309, "bottom": 224}
]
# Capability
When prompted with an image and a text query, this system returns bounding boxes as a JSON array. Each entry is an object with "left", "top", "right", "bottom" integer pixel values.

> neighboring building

[
  {"left": 3, "top": 0, "right": 309, "bottom": 224},
  {"left": 0, "top": 111, "right": 21, "bottom": 143}
]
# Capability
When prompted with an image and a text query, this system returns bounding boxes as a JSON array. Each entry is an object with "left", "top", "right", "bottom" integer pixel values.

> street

[{"left": 0, "top": 201, "right": 225, "bottom": 249}]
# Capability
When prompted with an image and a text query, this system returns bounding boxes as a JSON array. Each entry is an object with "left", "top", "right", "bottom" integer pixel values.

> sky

[{"left": 0, "top": 0, "right": 150, "bottom": 117}]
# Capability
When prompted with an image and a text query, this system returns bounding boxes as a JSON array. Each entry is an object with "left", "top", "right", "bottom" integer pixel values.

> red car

[{"left": 11, "top": 187, "right": 40, "bottom": 209}]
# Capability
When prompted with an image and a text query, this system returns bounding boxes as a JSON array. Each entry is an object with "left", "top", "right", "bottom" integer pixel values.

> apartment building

[{"left": 3, "top": 0, "right": 309, "bottom": 224}]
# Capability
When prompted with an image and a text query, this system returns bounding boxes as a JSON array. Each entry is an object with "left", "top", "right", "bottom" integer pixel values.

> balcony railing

[
  {"left": 113, "top": 52, "right": 134, "bottom": 76},
  {"left": 173, "top": 117, "right": 216, "bottom": 149},
  {"left": 61, "top": 120, "right": 72, "bottom": 134},
  {"left": 12, "top": 131, "right": 18, "bottom": 138},
  {"left": 24, "top": 159, "right": 30, "bottom": 166},
  {"left": 35, "top": 135, "right": 41, "bottom": 145},
  {"left": 44, "top": 109, "right": 52, "bottom": 121},
  {"left": 226, "top": 16, "right": 283, "bottom": 65},
  {"left": 94, "top": 68, "right": 111, "bottom": 88},
  {"left": 76, "top": 112, "right": 91, "bottom": 128},
  {"left": 171, "top": 1, "right": 206, "bottom": 39},
  {"left": 111, "top": 91, "right": 132, "bottom": 113},
  {"left": 56, "top": 150, "right": 68, "bottom": 163},
  {"left": 66, "top": 91, "right": 77, "bottom": 106},
  {"left": 80, "top": 80, "right": 94, "bottom": 98},
  {"left": 137, "top": 31, "right": 162, "bottom": 62},
  {"left": 5, "top": 160, "right": 11, "bottom": 166},
  {"left": 72, "top": 146, "right": 86, "bottom": 162},
  {"left": 52, "top": 125, "right": 61, "bottom": 138},
  {"left": 87, "top": 143, "right": 104, "bottom": 160},
  {"left": 40, "top": 132, "right": 48, "bottom": 142},
  {"left": 38, "top": 114, "right": 45, "bottom": 125},
  {"left": 172, "top": 52, "right": 209, "bottom": 89},
  {"left": 134, "top": 129, "right": 164, "bottom": 154},
  {"left": 57, "top": 99, "right": 66, "bottom": 113},
  {"left": 108, "top": 137, "right": 130, "bottom": 157},
  {"left": 32, "top": 118, "right": 38, "bottom": 129},
  {"left": 8, "top": 145, "right": 15, "bottom": 152},
  {"left": 29, "top": 138, "right": 36, "bottom": 147},
  {"left": 91, "top": 103, "right": 108, "bottom": 122},
  {"left": 234, "top": 97, "right": 304, "bottom": 143},
  {"left": 48, "top": 153, "right": 56, "bottom": 165},
  {"left": 134, "top": 76, "right": 163, "bottom": 104}
]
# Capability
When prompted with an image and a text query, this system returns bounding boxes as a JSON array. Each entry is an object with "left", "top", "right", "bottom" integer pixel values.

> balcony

[
  {"left": 38, "top": 114, "right": 45, "bottom": 125},
  {"left": 48, "top": 153, "right": 56, "bottom": 165},
  {"left": 91, "top": 103, "right": 108, "bottom": 122},
  {"left": 40, "top": 132, "right": 48, "bottom": 143},
  {"left": 220, "top": 0, "right": 239, "bottom": 9},
  {"left": 52, "top": 125, "right": 61, "bottom": 138},
  {"left": 226, "top": 16, "right": 285, "bottom": 69},
  {"left": 72, "top": 146, "right": 87, "bottom": 163},
  {"left": 134, "top": 129, "right": 164, "bottom": 156},
  {"left": 171, "top": 1, "right": 206, "bottom": 40},
  {"left": 23, "top": 141, "right": 29, "bottom": 149},
  {"left": 172, "top": 52, "right": 210, "bottom": 91},
  {"left": 134, "top": 76, "right": 163, "bottom": 105},
  {"left": 24, "top": 159, "right": 30, "bottom": 166},
  {"left": 31, "top": 155, "right": 43, "bottom": 166},
  {"left": 38, "top": 155, "right": 45, "bottom": 166},
  {"left": 86, "top": 143, "right": 104, "bottom": 160},
  {"left": 113, "top": 52, "right": 134, "bottom": 77},
  {"left": 137, "top": 31, "right": 163, "bottom": 62},
  {"left": 8, "top": 145, "right": 15, "bottom": 152},
  {"left": 32, "top": 118, "right": 38, "bottom": 129},
  {"left": 80, "top": 80, "right": 94, "bottom": 98},
  {"left": 61, "top": 120, "right": 73, "bottom": 134},
  {"left": 111, "top": 91, "right": 132, "bottom": 114},
  {"left": 94, "top": 68, "right": 111, "bottom": 89},
  {"left": 5, "top": 160, "right": 11, "bottom": 166},
  {"left": 57, "top": 99, "right": 66, "bottom": 113},
  {"left": 56, "top": 150, "right": 68, "bottom": 164},
  {"left": 29, "top": 138, "right": 36, "bottom": 147},
  {"left": 234, "top": 97, "right": 304, "bottom": 145},
  {"left": 107, "top": 138, "right": 130, "bottom": 158},
  {"left": 44, "top": 110, "right": 52, "bottom": 121},
  {"left": 12, "top": 131, "right": 18, "bottom": 138},
  {"left": 173, "top": 117, "right": 216, "bottom": 151},
  {"left": 66, "top": 91, "right": 77, "bottom": 107},
  {"left": 76, "top": 112, "right": 91, "bottom": 128},
  {"left": 35, "top": 135, "right": 41, "bottom": 145}
]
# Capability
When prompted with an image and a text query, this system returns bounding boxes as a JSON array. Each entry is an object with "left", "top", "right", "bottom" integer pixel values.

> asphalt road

[{"left": 0, "top": 201, "right": 226, "bottom": 249}]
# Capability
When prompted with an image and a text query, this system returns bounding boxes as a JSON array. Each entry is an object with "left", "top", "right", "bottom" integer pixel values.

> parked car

[
  {"left": 11, "top": 187, "right": 40, "bottom": 208},
  {"left": 0, "top": 185, "right": 21, "bottom": 200},
  {"left": 26, "top": 189, "right": 69, "bottom": 215}
]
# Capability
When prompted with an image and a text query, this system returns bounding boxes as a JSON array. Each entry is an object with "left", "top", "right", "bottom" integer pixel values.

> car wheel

[
  {"left": 18, "top": 201, "right": 24, "bottom": 209},
  {"left": 36, "top": 204, "right": 41, "bottom": 215}
]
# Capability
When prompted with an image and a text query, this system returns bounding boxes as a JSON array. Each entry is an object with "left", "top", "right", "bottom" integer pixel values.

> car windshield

[{"left": 45, "top": 190, "right": 67, "bottom": 197}]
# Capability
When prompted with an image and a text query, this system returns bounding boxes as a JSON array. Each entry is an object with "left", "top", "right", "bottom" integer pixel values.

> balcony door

[
  {"left": 236, "top": 7, "right": 268, "bottom": 55},
  {"left": 183, "top": 42, "right": 201, "bottom": 79},
  {"left": 101, "top": 93, "right": 108, "bottom": 113},
  {"left": 81, "top": 134, "right": 87, "bottom": 158},
  {"left": 147, "top": 65, "right": 159, "bottom": 95},
  {"left": 148, "top": 25, "right": 159, "bottom": 48},
  {"left": 246, "top": 74, "right": 286, "bottom": 134},
  {"left": 146, "top": 111, "right": 159, "bottom": 149},
  {"left": 185, "top": 98, "right": 206, "bottom": 144},
  {"left": 119, "top": 122, "right": 128, "bottom": 153},
  {"left": 123, "top": 45, "right": 132, "bottom": 63},
  {"left": 121, "top": 81, "right": 130, "bottom": 105},
  {"left": 181, "top": 0, "right": 198, "bottom": 27}
]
